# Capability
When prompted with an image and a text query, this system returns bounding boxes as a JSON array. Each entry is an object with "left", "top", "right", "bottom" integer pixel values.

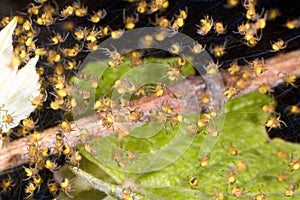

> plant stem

[{"left": 0, "top": 49, "right": 299, "bottom": 173}]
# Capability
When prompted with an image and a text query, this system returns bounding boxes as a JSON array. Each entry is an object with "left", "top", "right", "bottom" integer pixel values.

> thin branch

[
  {"left": 0, "top": 50, "right": 300, "bottom": 173},
  {"left": 70, "top": 166, "right": 143, "bottom": 200}
]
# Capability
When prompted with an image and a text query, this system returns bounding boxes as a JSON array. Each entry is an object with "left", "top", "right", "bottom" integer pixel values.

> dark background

[
  {"left": 0, "top": 0, "right": 299, "bottom": 199},
  {"left": 2, "top": 0, "right": 296, "bottom": 141}
]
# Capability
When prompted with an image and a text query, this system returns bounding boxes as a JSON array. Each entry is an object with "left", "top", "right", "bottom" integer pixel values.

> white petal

[
  {"left": 0, "top": 17, "right": 41, "bottom": 134},
  {"left": 0, "top": 56, "right": 40, "bottom": 132},
  {"left": 0, "top": 16, "right": 17, "bottom": 58},
  {"left": 0, "top": 17, "right": 18, "bottom": 97}
]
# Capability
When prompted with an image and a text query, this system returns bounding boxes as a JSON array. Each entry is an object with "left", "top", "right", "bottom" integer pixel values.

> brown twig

[{"left": 0, "top": 50, "right": 300, "bottom": 173}]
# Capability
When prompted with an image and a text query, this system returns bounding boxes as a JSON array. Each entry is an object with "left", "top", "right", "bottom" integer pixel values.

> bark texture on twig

[{"left": 0, "top": 49, "right": 299, "bottom": 173}]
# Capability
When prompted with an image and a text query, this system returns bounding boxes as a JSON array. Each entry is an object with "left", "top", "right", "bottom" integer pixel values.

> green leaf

[
  {"left": 70, "top": 89, "right": 300, "bottom": 199},
  {"left": 70, "top": 57, "right": 195, "bottom": 120},
  {"left": 71, "top": 57, "right": 195, "bottom": 99}
]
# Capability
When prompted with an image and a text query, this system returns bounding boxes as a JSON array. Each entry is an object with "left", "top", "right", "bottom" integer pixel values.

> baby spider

[
  {"left": 214, "top": 21, "right": 227, "bottom": 35},
  {"left": 271, "top": 39, "right": 287, "bottom": 52},
  {"left": 284, "top": 184, "right": 297, "bottom": 197},
  {"left": 59, "top": 5, "right": 74, "bottom": 20},
  {"left": 226, "top": 171, "right": 236, "bottom": 184},
  {"left": 49, "top": 31, "right": 69, "bottom": 45},
  {"left": 254, "top": 12, "right": 268, "bottom": 30},
  {"left": 210, "top": 42, "right": 226, "bottom": 57},
  {"left": 149, "top": 0, "right": 169, "bottom": 13},
  {"left": 61, "top": 43, "right": 82, "bottom": 57},
  {"left": 24, "top": 182, "right": 38, "bottom": 199},
  {"left": 45, "top": 160, "right": 60, "bottom": 172},
  {"left": 168, "top": 42, "right": 182, "bottom": 54},
  {"left": 136, "top": 0, "right": 147, "bottom": 14},
  {"left": 214, "top": 191, "right": 225, "bottom": 200},
  {"left": 86, "top": 27, "right": 102, "bottom": 43},
  {"left": 196, "top": 15, "right": 213, "bottom": 35},
  {"left": 224, "top": 86, "right": 239, "bottom": 100},
  {"left": 200, "top": 155, "right": 209, "bottom": 167},
  {"left": 245, "top": 58, "right": 266, "bottom": 76},
  {"left": 111, "top": 29, "right": 124, "bottom": 39},
  {"left": 285, "top": 18, "right": 300, "bottom": 29},
  {"left": 103, "top": 47, "right": 124, "bottom": 68},
  {"left": 262, "top": 101, "right": 276, "bottom": 113},
  {"left": 90, "top": 9, "right": 107, "bottom": 23},
  {"left": 73, "top": 1, "right": 88, "bottom": 17},
  {"left": 2, "top": 111, "right": 15, "bottom": 127},
  {"left": 258, "top": 83, "right": 273, "bottom": 94},
  {"left": 255, "top": 192, "right": 267, "bottom": 200},
  {"left": 172, "top": 7, "right": 188, "bottom": 28},
  {"left": 243, "top": 26, "right": 262, "bottom": 47},
  {"left": 289, "top": 155, "right": 300, "bottom": 171},
  {"left": 236, "top": 161, "right": 247, "bottom": 173},
  {"left": 282, "top": 74, "right": 296, "bottom": 87},
  {"left": 122, "top": 191, "right": 135, "bottom": 200},
  {"left": 60, "top": 178, "right": 73, "bottom": 198},
  {"left": 236, "top": 21, "right": 251, "bottom": 35},
  {"left": 277, "top": 173, "right": 288, "bottom": 182},
  {"left": 128, "top": 107, "right": 144, "bottom": 122},
  {"left": 190, "top": 42, "right": 206, "bottom": 54},
  {"left": 205, "top": 62, "right": 221, "bottom": 75},
  {"left": 228, "top": 145, "right": 238, "bottom": 156},
  {"left": 243, "top": 0, "right": 258, "bottom": 20},
  {"left": 123, "top": 10, "right": 138, "bottom": 30},
  {"left": 188, "top": 176, "right": 198, "bottom": 188},
  {"left": 73, "top": 27, "right": 88, "bottom": 41},
  {"left": 265, "top": 115, "right": 287, "bottom": 131},
  {"left": 47, "top": 180, "right": 59, "bottom": 197},
  {"left": 289, "top": 105, "right": 300, "bottom": 115},
  {"left": 232, "top": 187, "right": 243, "bottom": 197},
  {"left": 1, "top": 175, "right": 15, "bottom": 193}
]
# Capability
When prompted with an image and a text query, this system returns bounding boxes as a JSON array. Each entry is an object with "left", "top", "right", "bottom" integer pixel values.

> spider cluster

[{"left": 0, "top": 0, "right": 299, "bottom": 199}]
